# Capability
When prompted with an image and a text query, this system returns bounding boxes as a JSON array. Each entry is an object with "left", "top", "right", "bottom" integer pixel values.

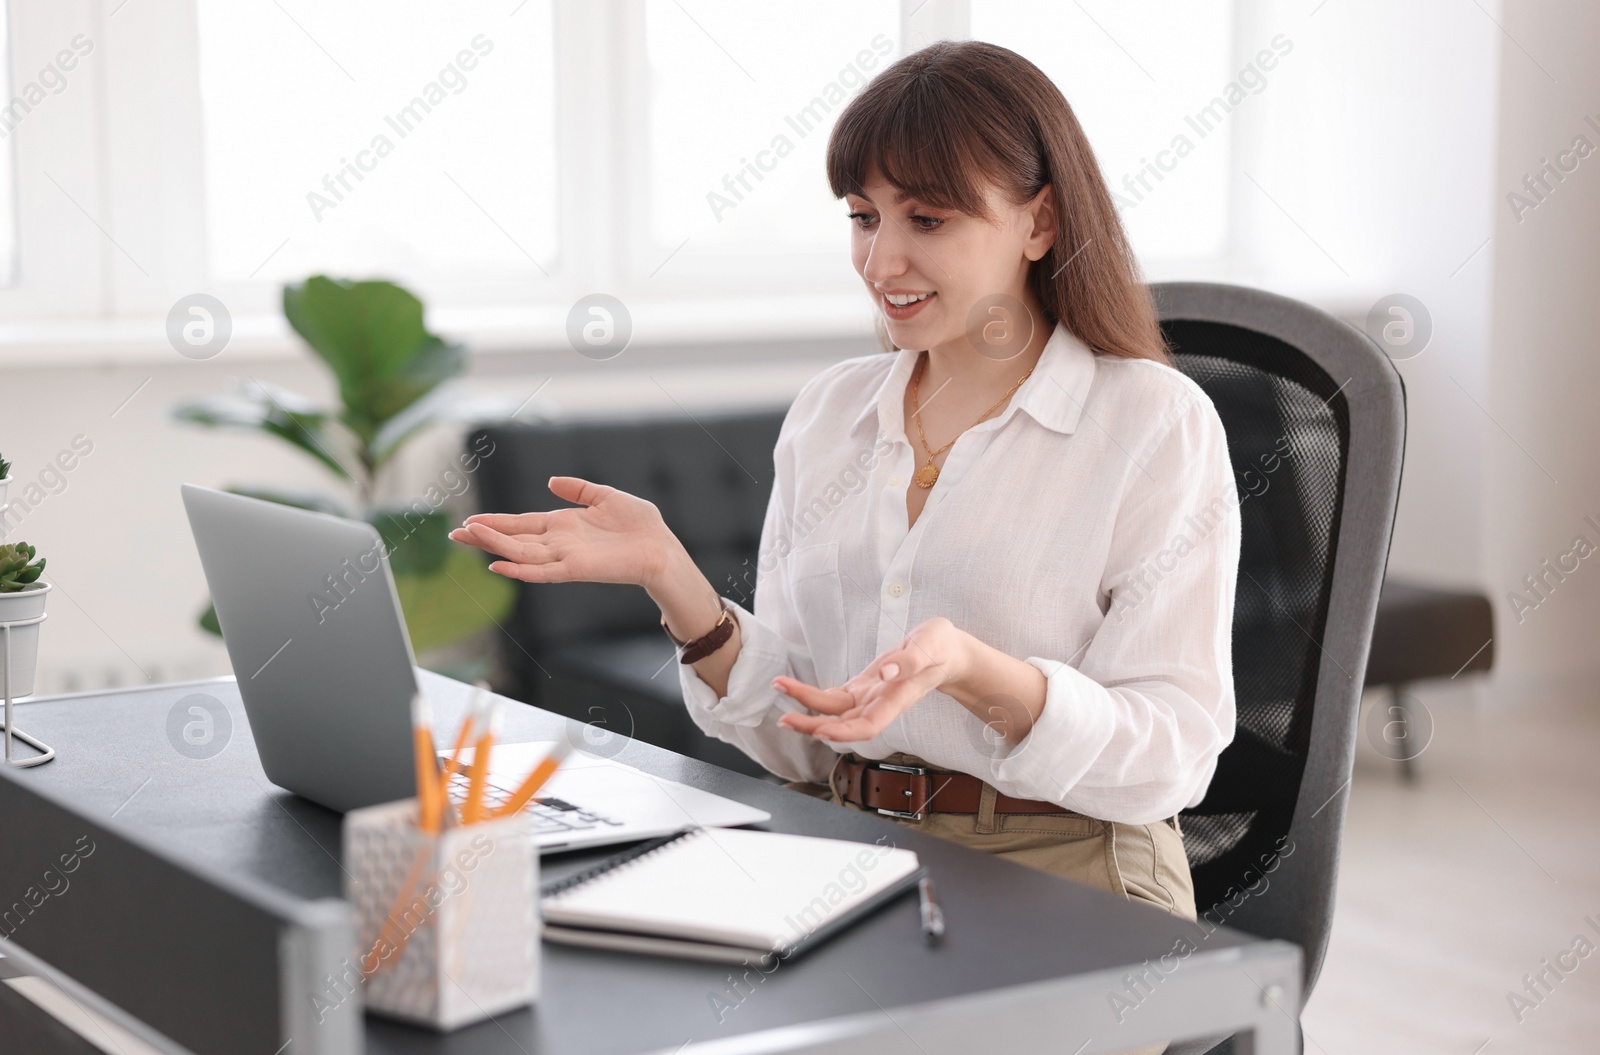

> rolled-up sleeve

[
  {"left": 988, "top": 392, "right": 1241, "bottom": 824},
  {"left": 676, "top": 420, "right": 840, "bottom": 783}
]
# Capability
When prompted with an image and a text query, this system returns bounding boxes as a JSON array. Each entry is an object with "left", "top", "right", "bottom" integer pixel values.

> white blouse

[{"left": 677, "top": 323, "right": 1241, "bottom": 825}]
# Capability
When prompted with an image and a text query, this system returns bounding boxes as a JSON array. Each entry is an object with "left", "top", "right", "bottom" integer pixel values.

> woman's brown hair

[{"left": 826, "top": 40, "right": 1172, "bottom": 366}]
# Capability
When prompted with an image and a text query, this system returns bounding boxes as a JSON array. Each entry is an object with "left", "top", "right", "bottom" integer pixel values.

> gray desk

[{"left": 0, "top": 674, "right": 1300, "bottom": 1054}]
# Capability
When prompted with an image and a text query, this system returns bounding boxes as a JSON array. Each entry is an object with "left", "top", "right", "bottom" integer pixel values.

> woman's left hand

[{"left": 775, "top": 617, "right": 971, "bottom": 742}]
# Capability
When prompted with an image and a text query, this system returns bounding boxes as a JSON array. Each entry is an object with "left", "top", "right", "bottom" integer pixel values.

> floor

[{"left": 1300, "top": 681, "right": 1600, "bottom": 1055}]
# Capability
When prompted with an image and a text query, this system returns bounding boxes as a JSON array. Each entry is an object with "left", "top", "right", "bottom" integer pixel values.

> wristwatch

[{"left": 661, "top": 598, "right": 736, "bottom": 664}]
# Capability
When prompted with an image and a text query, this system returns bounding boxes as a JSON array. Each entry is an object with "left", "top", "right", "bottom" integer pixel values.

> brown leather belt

[{"left": 833, "top": 754, "right": 1075, "bottom": 819}]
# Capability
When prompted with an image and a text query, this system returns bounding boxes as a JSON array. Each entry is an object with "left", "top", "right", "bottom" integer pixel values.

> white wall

[
  {"left": 1481, "top": 0, "right": 1600, "bottom": 701},
  {"left": 1230, "top": 0, "right": 1500, "bottom": 592}
]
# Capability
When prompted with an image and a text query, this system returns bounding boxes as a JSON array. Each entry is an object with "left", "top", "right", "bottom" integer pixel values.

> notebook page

[{"left": 542, "top": 828, "right": 920, "bottom": 951}]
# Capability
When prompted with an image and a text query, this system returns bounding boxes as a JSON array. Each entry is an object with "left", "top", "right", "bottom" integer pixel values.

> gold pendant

[{"left": 914, "top": 463, "right": 940, "bottom": 489}]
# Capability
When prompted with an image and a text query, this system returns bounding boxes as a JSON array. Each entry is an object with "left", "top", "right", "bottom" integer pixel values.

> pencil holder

[{"left": 343, "top": 798, "right": 539, "bottom": 1031}]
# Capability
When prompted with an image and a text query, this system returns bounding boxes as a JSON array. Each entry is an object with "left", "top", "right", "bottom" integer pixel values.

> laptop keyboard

[{"left": 446, "top": 771, "right": 626, "bottom": 835}]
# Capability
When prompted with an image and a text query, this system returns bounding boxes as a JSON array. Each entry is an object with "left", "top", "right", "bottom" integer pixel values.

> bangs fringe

[{"left": 827, "top": 60, "right": 1036, "bottom": 219}]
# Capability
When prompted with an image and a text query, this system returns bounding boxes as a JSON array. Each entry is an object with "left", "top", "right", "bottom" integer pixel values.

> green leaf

[
  {"left": 199, "top": 604, "right": 222, "bottom": 636},
  {"left": 370, "top": 506, "right": 451, "bottom": 577},
  {"left": 0, "top": 541, "right": 44, "bottom": 592},
  {"left": 367, "top": 385, "right": 456, "bottom": 468},
  {"left": 393, "top": 546, "right": 515, "bottom": 656},
  {"left": 171, "top": 382, "right": 355, "bottom": 483},
  {"left": 282, "top": 277, "right": 465, "bottom": 448}
]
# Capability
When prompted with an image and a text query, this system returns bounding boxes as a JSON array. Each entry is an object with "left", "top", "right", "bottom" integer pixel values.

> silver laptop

[{"left": 181, "top": 484, "right": 769, "bottom": 852}]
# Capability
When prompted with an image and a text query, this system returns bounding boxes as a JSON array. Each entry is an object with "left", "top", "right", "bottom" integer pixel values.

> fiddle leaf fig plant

[
  {"left": 0, "top": 541, "right": 45, "bottom": 593},
  {"left": 173, "top": 277, "right": 512, "bottom": 659}
]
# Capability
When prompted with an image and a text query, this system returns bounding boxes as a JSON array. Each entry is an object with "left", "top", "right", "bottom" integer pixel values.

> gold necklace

[{"left": 909, "top": 353, "right": 1035, "bottom": 489}]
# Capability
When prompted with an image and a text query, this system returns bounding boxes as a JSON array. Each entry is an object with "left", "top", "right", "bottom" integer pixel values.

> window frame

[{"left": 0, "top": 0, "right": 1277, "bottom": 365}]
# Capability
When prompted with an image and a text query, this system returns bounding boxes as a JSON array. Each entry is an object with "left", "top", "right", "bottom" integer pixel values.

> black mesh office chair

[{"left": 1153, "top": 282, "right": 1406, "bottom": 1054}]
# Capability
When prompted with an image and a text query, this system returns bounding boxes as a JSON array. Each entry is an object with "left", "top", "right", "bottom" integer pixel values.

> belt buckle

[{"left": 869, "top": 761, "right": 927, "bottom": 821}]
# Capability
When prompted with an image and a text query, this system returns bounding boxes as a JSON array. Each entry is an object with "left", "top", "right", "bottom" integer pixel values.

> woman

[{"left": 451, "top": 41, "right": 1239, "bottom": 926}]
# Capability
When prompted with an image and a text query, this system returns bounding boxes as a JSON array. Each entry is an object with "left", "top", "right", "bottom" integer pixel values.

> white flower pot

[
  {"left": 0, "top": 474, "right": 10, "bottom": 505},
  {"left": 0, "top": 581, "right": 49, "bottom": 699}
]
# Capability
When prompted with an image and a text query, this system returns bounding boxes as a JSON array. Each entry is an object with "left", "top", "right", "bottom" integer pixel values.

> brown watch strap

[
  {"left": 662, "top": 600, "right": 736, "bottom": 664},
  {"left": 833, "top": 755, "right": 1076, "bottom": 816}
]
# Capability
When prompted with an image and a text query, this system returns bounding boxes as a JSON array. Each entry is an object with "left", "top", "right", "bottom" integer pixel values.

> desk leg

[
  {"left": 1234, "top": 1019, "right": 1301, "bottom": 1054},
  {"left": 1393, "top": 685, "right": 1418, "bottom": 783},
  {"left": 1232, "top": 982, "right": 1303, "bottom": 1055}
]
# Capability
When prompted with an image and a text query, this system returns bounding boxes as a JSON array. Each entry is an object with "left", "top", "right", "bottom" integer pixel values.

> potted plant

[
  {"left": 0, "top": 452, "right": 11, "bottom": 508},
  {"left": 172, "top": 277, "right": 515, "bottom": 669},
  {"left": 0, "top": 541, "right": 49, "bottom": 698}
]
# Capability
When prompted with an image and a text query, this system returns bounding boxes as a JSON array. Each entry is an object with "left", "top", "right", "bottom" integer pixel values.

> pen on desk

[
  {"left": 491, "top": 739, "right": 574, "bottom": 819},
  {"left": 462, "top": 698, "right": 501, "bottom": 825},
  {"left": 918, "top": 876, "right": 945, "bottom": 945}
]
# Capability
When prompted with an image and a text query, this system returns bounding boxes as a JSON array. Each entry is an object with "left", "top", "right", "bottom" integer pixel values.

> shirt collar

[{"left": 852, "top": 322, "right": 1098, "bottom": 441}]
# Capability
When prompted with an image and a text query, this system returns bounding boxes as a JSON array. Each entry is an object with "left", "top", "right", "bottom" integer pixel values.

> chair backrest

[
  {"left": 472, "top": 409, "right": 787, "bottom": 648},
  {"left": 1153, "top": 282, "right": 1405, "bottom": 998}
]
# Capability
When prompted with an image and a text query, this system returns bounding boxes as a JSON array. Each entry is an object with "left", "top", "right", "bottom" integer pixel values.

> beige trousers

[{"left": 789, "top": 752, "right": 1198, "bottom": 1055}]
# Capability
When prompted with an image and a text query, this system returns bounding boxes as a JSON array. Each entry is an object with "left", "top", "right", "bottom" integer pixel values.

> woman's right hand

[{"left": 448, "top": 475, "right": 680, "bottom": 591}]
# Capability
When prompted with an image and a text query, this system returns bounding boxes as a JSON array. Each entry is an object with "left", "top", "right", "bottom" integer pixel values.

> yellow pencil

[
  {"left": 410, "top": 693, "right": 442, "bottom": 834},
  {"left": 440, "top": 684, "right": 488, "bottom": 824},
  {"left": 490, "top": 740, "right": 574, "bottom": 819},
  {"left": 461, "top": 698, "right": 501, "bottom": 825}
]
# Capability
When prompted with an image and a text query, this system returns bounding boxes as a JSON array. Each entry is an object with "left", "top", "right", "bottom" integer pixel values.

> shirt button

[
  {"left": 887, "top": 582, "right": 905, "bottom": 598},
  {"left": 888, "top": 476, "right": 903, "bottom": 488}
]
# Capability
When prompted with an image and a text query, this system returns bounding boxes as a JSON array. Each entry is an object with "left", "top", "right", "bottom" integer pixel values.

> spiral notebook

[{"left": 540, "top": 827, "right": 924, "bottom": 965}]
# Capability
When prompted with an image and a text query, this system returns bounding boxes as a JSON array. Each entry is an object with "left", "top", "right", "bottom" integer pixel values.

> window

[
  {"left": 0, "top": 0, "right": 1278, "bottom": 353},
  {"left": 195, "top": 0, "right": 558, "bottom": 300},
  {"left": 640, "top": 0, "right": 899, "bottom": 286}
]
